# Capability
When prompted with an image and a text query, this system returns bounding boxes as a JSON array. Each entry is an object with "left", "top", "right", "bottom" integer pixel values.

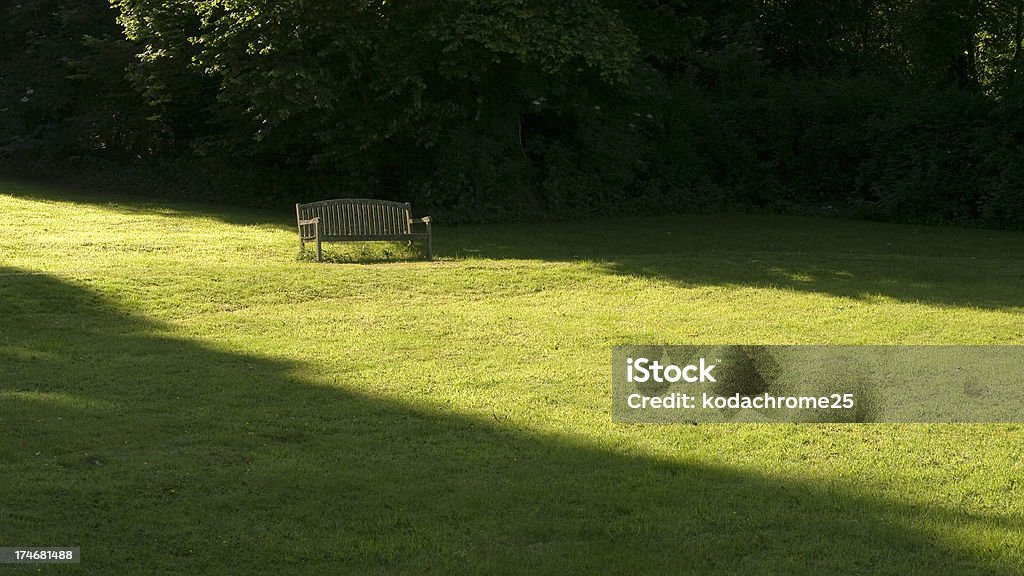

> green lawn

[{"left": 1, "top": 179, "right": 1023, "bottom": 574}]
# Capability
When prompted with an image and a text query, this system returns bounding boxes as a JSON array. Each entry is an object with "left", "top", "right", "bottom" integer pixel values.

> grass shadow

[
  {"left": 442, "top": 214, "right": 1024, "bottom": 311},
  {"left": 0, "top": 176, "right": 295, "bottom": 230},
  {"left": 2, "top": 267, "right": 1021, "bottom": 574},
  {"left": 297, "top": 241, "right": 428, "bottom": 264},
  {"left": 4, "top": 175, "right": 1023, "bottom": 310}
]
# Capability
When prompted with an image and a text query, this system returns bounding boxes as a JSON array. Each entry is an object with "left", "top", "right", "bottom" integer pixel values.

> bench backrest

[{"left": 296, "top": 199, "right": 412, "bottom": 238}]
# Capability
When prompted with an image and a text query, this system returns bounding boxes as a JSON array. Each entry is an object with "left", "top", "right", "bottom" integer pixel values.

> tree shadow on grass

[
  {"left": 297, "top": 241, "right": 428, "bottom": 264},
  {"left": 443, "top": 215, "right": 1024, "bottom": 311},
  {"left": 0, "top": 177, "right": 295, "bottom": 230},
  {"left": 1, "top": 268, "right": 1021, "bottom": 574},
  {"left": 5, "top": 177, "right": 1024, "bottom": 309}
]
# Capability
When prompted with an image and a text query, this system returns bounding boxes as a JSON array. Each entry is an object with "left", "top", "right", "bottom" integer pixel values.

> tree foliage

[{"left": 3, "top": 0, "right": 1024, "bottom": 227}]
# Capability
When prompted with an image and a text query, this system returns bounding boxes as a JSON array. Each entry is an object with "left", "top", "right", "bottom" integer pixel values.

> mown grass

[{"left": 1, "top": 179, "right": 1023, "bottom": 574}]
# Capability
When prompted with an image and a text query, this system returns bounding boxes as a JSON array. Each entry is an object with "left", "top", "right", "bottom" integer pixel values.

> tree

[{"left": 110, "top": 0, "right": 637, "bottom": 214}]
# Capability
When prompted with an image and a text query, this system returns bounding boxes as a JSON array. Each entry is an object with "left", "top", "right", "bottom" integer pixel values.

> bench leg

[
  {"left": 425, "top": 222, "right": 432, "bottom": 260},
  {"left": 315, "top": 221, "right": 322, "bottom": 262}
]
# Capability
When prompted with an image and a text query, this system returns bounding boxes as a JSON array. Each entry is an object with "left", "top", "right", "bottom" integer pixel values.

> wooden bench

[{"left": 295, "top": 199, "right": 432, "bottom": 261}]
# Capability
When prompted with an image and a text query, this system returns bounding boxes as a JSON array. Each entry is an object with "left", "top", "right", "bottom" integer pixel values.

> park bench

[{"left": 295, "top": 199, "right": 432, "bottom": 262}]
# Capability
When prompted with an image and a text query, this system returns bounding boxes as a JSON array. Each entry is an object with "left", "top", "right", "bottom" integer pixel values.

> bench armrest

[
  {"left": 409, "top": 216, "right": 431, "bottom": 224},
  {"left": 298, "top": 217, "right": 321, "bottom": 225}
]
